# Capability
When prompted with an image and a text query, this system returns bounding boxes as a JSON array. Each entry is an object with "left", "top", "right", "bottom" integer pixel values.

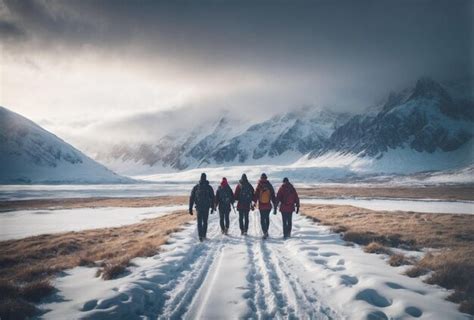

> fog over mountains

[
  {"left": 95, "top": 77, "right": 473, "bottom": 176},
  {"left": 0, "top": 77, "right": 472, "bottom": 184}
]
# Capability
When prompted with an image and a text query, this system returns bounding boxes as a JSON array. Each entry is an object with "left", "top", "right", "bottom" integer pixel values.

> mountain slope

[
  {"left": 0, "top": 106, "right": 131, "bottom": 184},
  {"left": 94, "top": 77, "right": 473, "bottom": 176},
  {"left": 306, "top": 78, "right": 473, "bottom": 173},
  {"left": 97, "top": 107, "right": 351, "bottom": 173}
]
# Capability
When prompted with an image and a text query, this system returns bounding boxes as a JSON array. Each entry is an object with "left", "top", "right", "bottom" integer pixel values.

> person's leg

[
  {"left": 203, "top": 210, "right": 209, "bottom": 238},
  {"left": 239, "top": 210, "right": 244, "bottom": 233},
  {"left": 260, "top": 210, "right": 270, "bottom": 234},
  {"left": 288, "top": 212, "right": 293, "bottom": 237},
  {"left": 224, "top": 210, "right": 230, "bottom": 230},
  {"left": 281, "top": 212, "right": 288, "bottom": 237},
  {"left": 259, "top": 210, "right": 265, "bottom": 233},
  {"left": 219, "top": 209, "right": 225, "bottom": 232},
  {"left": 244, "top": 210, "right": 250, "bottom": 233},
  {"left": 266, "top": 209, "right": 271, "bottom": 233},
  {"left": 197, "top": 210, "right": 204, "bottom": 238}
]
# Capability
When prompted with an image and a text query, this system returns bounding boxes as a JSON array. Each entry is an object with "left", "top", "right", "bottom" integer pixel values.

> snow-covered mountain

[
  {"left": 0, "top": 106, "right": 131, "bottom": 184},
  {"left": 97, "top": 107, "right": 351, "bottom": 174},
  {"left": 305, "top": 78, "right": 473, "bottom": 173},
  {"left": 95, "top": 77, "right": 473, "bottom": 177}
]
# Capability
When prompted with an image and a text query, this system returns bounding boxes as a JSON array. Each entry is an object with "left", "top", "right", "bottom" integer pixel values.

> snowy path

[{"left": 41, "top": 210, "right": 469, "bottom": 320}]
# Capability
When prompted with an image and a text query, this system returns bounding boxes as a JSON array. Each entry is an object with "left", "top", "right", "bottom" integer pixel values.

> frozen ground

[
  {"left": 0, "top": 184, "right": 193, "bottom": 201},
  {"left": 302, "top": 198, "right": 474, "bottom": 215},
  {"left": 0, "top": 205, "right": 186, "bottom": 241},
  {"left": 39, "top": 210, "right": 469, "bottom": 319}
]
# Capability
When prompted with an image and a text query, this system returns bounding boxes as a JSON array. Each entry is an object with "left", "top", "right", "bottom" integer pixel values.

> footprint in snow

[
  {"left": 319, "top": 252, "right": 339, "bottom": 257},
  {"left": 340, "top": 275, "right": 358, "bottom": 286},
  {"left": 355, "top": 289, "right": 392, "bottom": 308},
  {"left": 82, "top": 299, "right": 97, "bottom": 311},
  {"left": 366, "top": 310, "right": 388, "bottom": 320},
  {"left": 405, "top": 306, "right": 423, "bottom": 317},
  {"left": 385, "top": 281, "right": 426, "bottom": 295}
]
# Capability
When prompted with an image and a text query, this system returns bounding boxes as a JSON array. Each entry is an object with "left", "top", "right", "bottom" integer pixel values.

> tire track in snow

[
  {"left": 158, "top": 214, "right": 224, "bottom": 320},
  {"left": 243, "top": 219, "right": 266, "bottom": 319},
  {"left": 248, "top": 211, "right": 297, "bottom": 319},
  {"left": 265, "top": 213, "right": 337, "bottom": 319},
  {"left": 191, "top": 213, "right": 243, "bottom": 319}
]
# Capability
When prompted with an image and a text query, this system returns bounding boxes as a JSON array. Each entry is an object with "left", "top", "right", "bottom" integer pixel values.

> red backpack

[{"left": 283, "top": 185, "right": 297, "bottom": 206}]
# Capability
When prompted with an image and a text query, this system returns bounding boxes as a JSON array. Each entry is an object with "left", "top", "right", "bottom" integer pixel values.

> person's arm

[
  {"left": 295, "top": 187, "right": 300, "bottom": 213},
  {"left": 276, "top": 186, "right": 282, "bottom": 203},
  {"left": 253, "top": 184, "right": 259, "bottom": 204},
  {"left": 234, "top": 184, "right": 240, "bottom": 201},
  {"left": 209, "top": 186, "right": 215, "bottom": 212},
  {"left": 229, "top": 186, "right": 235, "bottom": 204},
  {"left": 215, "top": 188, "right": 220, "bottom": 209},
  {"left": 189, "top": 186, "right": 196, "bottom": 215},
  {"left": 270, "top": 184, "right": 277, "bottom": 204}
]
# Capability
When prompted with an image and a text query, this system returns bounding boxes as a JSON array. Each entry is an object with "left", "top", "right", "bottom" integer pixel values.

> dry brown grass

[
  {"left": 0, "top": 195, "right": 188, "bottom": 212},
  {"left": 0, "top": 210, "right": 192, "bottom": 319},
  {"left": 388, "top": 254, "right": 413, "bottom": 267},
  {"left": 302, "top": 204, "right": 474, "bottom": 315},
  {"left": 364, "top": 242, "right": 392, "bottom": 255},
  {"left": 298, "top": 185, "right": 474, "bottom": 201}
]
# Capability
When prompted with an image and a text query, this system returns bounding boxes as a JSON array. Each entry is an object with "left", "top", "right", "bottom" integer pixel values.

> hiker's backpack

[
  {"left": 283, "top": 185, "right": 297, "bottom": 207},
  {"left": 239, "top": 183, "right": 253, "bottom": 204},
  {"left": 195, "top": 183, "right": 211, "bottom": 209},
  {"left": 219, "top": 186, "right": 232, "bottom": 206},
  {"left": 259, "top": 184, "right": 271, "bottom": 204}
]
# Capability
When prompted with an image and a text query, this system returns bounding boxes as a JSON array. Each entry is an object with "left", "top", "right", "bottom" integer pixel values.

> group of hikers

[{"left": 189, "top": 173, "right": 300, "bottom": 242}]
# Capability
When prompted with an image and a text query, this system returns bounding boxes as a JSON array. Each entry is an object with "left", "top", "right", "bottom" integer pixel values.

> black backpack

[
  {"left": 219, "top": 185, "right": 232, "bottom": 206},
  {"left": 239, "top": 183, "right": 253, "bottom": 205},
  {"left": 195, "top": 183, "right": 211, "bottom": 209}
]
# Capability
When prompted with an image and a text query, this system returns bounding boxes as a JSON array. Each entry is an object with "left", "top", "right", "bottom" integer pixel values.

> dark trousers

[
  {"left": 281, "top": 212, "right": 293, "bottom": 237},
  {"left": 219, "top": 208, "right": 230, "bottom": 231},
  {"left": 197, "top": 209, "right": 209, "bottom": 238},
  {"left": 259, "top": 209, "right": 271, "bottom": 233},
  {"left": 238, "top": 209, "right": 249, "bottom": 232}
]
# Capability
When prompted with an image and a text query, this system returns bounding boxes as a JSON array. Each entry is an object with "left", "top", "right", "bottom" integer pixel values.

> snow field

[
  {"left": 39, "top": 209, "right": 469, "bottom": 319},
  {"left": 0, "top": 205, "right": 187, "bottom": 241}
]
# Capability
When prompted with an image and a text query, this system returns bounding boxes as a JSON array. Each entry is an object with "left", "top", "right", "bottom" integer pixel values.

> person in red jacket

[
  {"left": 234, "top": 173, "right": 254, "bottom": 235},
  {"left": 254, "top": 173, "right": 276, "bottom": 239},
  {"left": 276, "top": 177, "right": 300, "bottom": 239}
]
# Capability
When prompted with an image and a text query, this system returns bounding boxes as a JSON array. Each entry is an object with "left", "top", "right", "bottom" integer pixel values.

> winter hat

[
  {"left": 283, "top": 177, "right": 289, "bottom": 183},
  {"left": 241, "top": 173, "right": 248, "bottom": 182},
  {"left": 200, "top": 173, "right": 207, "bottom": 181},
  {"left": 260, "top": 173, "right": 267, "bottom": 180},
  {"left": 221, "top": 177, "right": 228, "bottom": 187}
]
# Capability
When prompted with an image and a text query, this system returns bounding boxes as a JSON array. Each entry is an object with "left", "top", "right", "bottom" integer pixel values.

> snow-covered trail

[{"left": 41, "top": 210, "right": 469, "bottom": 320}]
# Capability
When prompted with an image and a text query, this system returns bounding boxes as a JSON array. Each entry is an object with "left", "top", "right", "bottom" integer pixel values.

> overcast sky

[{"left": 0, "top": 0, "right": 472, "bottom": 148}]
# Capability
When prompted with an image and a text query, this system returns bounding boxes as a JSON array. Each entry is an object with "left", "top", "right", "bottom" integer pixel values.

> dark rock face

[{"left": 312, "top": 78, "right": 473, "bottom": 159}]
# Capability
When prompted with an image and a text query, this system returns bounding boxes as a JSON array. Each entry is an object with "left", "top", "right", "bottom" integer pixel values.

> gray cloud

[{"left": 2, "top": 0, "right": 473, "bottom": 149}]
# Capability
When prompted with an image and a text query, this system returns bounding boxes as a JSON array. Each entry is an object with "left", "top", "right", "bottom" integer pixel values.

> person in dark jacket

[
  {"left": 276, "top": 177, "right": 300, "bottom": 239},
  {"left": 234, "top": 173, "right": 254, "bottom": 235},
  {"left": 189, "top": 173, "right": 215, "bottom": 242},
  {"left": 215, "top": 177, "right": 234, "bottom": 235},
  {"left": 254, "top": 173, "right": 276, "bottom": 239}
]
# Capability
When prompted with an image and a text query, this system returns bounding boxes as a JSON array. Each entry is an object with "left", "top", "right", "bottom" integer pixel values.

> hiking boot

[
  {"left": 225, "top": 228, "right": 229, "bottom": 235},
  {"left": 199, "top": 237, "right": 203, "bottom": 242},
  {"left": 221, "top": 229, "right": 225, "bottom": 235},
  {"left": 241, "top": 230, "right": 244, "bottom": 236}
]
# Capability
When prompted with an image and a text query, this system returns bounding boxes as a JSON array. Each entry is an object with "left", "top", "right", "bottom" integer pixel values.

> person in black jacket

[
  {"left": 189, "top": 173, "right": 215, "bottom": 242},
  {"left": 234, "top": 173, "right": 255, "bottom": 236},
  {"left": 215, "top": 177, "right": 235, "bottom": 235}
]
